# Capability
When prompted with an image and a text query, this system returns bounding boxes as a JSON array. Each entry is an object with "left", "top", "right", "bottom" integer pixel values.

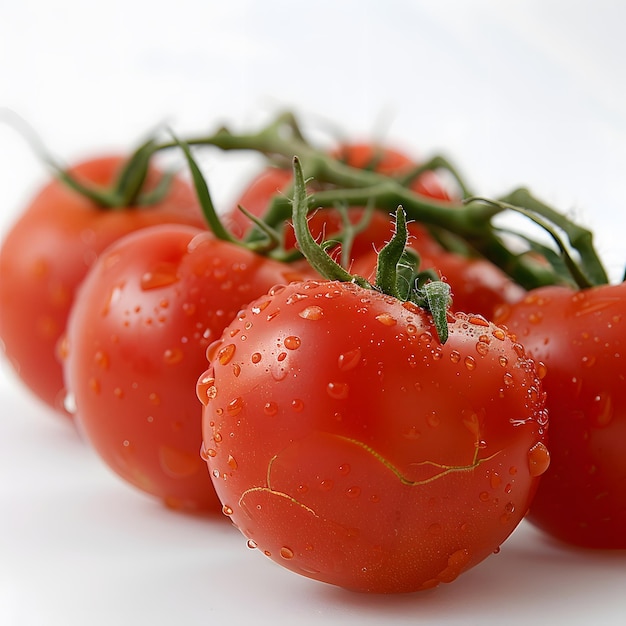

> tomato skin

[
  {"left": 495, "top": 283, "right": 626, "bottom": 548},
  {"left": 64, "top": 224, "right": 307, "bottom": 511},
  {"left": 198, "top": 279, "right": 549, "bottom": 592},
  {"left": 0, "top": 156, "right": 205, "bottom": 414}
]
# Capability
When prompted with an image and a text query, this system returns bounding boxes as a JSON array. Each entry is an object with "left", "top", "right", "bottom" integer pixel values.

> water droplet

[
  {"left": 345, "top": 486, "right": 361, "bottom": 498},
  {"left": 251, "top": 300, "right": 271, "bottom": 314},
  {"left": 227, "top": 454, "right": 238, "bottom": 470},
  {"left": 338, "top": 463, "right": 351, "bottom": 475},
  {"left": 163, "top": 347, "right": 184, "bottom": 365},
  {"left": 479, "top": 491, "right": 490, "bottom": 502},
  {"left": 227, "top": 397, "right": 244, "bottom": 416},
  {"left": 475, "top": 341, "right": 490, "bottom": 356},
  {"left": 232, "top": 363, "right": 241, "bottom": 377},
  {"left": 291, "top": 398, "right": 304, "bottom": 412},
  {"left": 492, "top": 327, "right": 506, "bottom": 341},
  {"left": 263, "top": 401, "right": 278, "bottom": 416},
  {"left": 280, "top": 547, "right": 294, "bottom": 559},
  {"left": 247, "top": 539, "right": 258, "bottom": 549},
  {"left": 499, "top": 355, "right": 509, "bottom": 368},
  {"left": 94, "top": 350, "right": 109, "bottom": 369},
  {"left": 375, "top": 312, "right": 397, "bottom": 326},
  {"left": 251, "top": 352, "right": 262, "bottom": 364},
  {"left": 327, "top": 381, "right": 349, "bottom": 400},
  {"left": 468, "top": 315, "right": 489, "bottom": 327},
  {"left": 464, "top": 356, "right": 476, "bottom": 371},
  {"left": 450, "top": 350, "right": 461, "bottom": 364},
  {"left": 197, "top": 371, "right": 216, "bottom": 406},
  {"left": 140, "top": 262, "right": 179, "bottom": 290},
  {"left": 217, "top": 343, "right": 236, "bottom": 365},
  {"left": 222, "top": 504, "right": 234, "bottom": 516},
  {"left": 337, "top": 348, "right": 362, "bottom": 371},
  {"left": 200, "top": 444, "right": 217, "bottom": 460},
  {"left": 276, "top": 352, "right": 287, "bottom": 362},
  {"left": 299, "top": 305, "right": 324, "bottom": 320},
  {"left": 320, "top": 479, "right": 334, "bottom": 491},
  {"left": 490, "top": 473, "right": 502, "bottom": 489},
  {"left": 284, "top": 335, "right": 302, "bottom": 350},
  {"left": 503, "top": 372, "right": 515, "bottom": 387},
  {"left": 182, "top": 302, "right": 196, "bottom": 316},
  {"left": 528, "top": 442, "right": 550, "bottom": 477},
  {"left": 581, "top": 355, "right": 596, "bottom": 368},
  {"left": 63, "top": 391, "right": 77, "bottom": 415}
]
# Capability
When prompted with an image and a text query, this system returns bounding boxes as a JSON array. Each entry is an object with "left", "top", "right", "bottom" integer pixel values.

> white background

[{"left": 1, "top": 1, "right": 626, "bottom": 624}]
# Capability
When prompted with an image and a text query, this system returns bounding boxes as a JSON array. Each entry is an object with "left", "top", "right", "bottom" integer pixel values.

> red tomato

[
  {"left": 226, "top": 142, "right": 453, "bottom": 261},
  {"left": 0, "top": 155, "right": 205, "bottom": 414},
  {"left": 198, "top": 279, "right": 549, "bottom": 592},
  {"left": 495, "top": 283, "right": 626, "bottom": 548},
  {"left": 63, "top": 224, "right": 308, "bottom": 511}
]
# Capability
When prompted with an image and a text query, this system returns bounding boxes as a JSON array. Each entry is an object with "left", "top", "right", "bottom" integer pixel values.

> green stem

[
  {"left": 154, "top": 112, "right": 606, "bottom": 290},
  {"left": 291, "top": 157, "right": 370, "bottom": 287},
  {"left": 500, "top": 187, "right": 609, "bottom": 286}
]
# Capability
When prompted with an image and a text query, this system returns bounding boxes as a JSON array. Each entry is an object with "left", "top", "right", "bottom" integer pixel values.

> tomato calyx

[{"left": 291, "top": 156, "right": 451, "bottom": 343}]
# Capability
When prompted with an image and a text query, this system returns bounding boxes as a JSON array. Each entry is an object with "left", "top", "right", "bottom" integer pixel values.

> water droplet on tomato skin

[
  {"left": 279, "top": 546, "right": 295, "bottom": 560},
  {"left": 163, "top": 347, "right": 184, "bottom": 365},
  {"left": 590, "top": 392, "right": 614, "bottom": 427},
  {"left": 247, "top": 539, "right": 258, "bottom": 550},
  {"left": 375, "top": 312, "right": 397, "bottom": 326},
  {"left": 140, "top": 263, "right": 179, "bottom": 290},
  {"left": 299, "top": 305, "right": 324, "bottom": 320},
  {"left": 284, "top": 335, "right": 302, "bottom": 350},
  {"left": 327, "top": 381, "right": 349, "bottom": 400},
  {"left": 475, "top": 341, "right": 490, "bottom": 356},
  {"left": 222, "top": 504, "right": 234, "bottom": 516},
  {"left": 464, "top": 356, "right": 476, "bottom": 371},
  {"left": 263, "top": 402, "right": 278, "bottom": 416},
  {"left": 217, "top": 343, "right": 236, "bottom": 365},
  {"left": 345, "top": 486, "right": 361, "bottom": 499},
  {"left": 528, "top": 442, "right": 550, "bottom": 477},
  {"left": 196, "top": 371, "right": 217, "bottom": 406},
  {"left": 226, "top": 396, "right": 244, "bottom": 417}
]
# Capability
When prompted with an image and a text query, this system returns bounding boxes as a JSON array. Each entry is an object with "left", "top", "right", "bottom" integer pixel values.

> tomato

[
  {"left": 226, "top": 143, "right": 453, "bottom": 263},
  {"left": 198, "top": 279, "right": 549, "bottom": 592},
  {"left": 63, "top": 224, "right": 308, "bottom": 511},
  {"left": 0, "top": 155, "right": 205, "bottom": 414},
  {"left": 494, "top": 282, "right": 626, "bottom": 548}
]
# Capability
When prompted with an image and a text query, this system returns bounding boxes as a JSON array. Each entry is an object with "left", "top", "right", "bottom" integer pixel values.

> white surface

[{"left": 1, "top": 1, "right": 626, "bottom": 624}]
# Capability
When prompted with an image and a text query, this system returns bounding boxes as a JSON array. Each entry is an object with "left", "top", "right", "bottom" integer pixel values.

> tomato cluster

[{"left": 1, "top": 113, "right": 624, "bottom": 595}]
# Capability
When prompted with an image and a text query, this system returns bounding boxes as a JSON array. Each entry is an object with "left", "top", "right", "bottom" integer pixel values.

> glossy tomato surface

[
  {"left": 495, "top": 283, "right": 626, "bottom": 548},
  {"left": 0, "top": 156, "right": 204, "bottom": 414},
  {"left": 64, "top": 224, "right": 308, "bottom": 511},
  {"left": 198, "top": 279, "right": 549, "bottom": 592}
]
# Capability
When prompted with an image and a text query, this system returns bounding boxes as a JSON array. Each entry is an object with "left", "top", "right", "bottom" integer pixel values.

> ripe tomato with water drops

[
  {"left": 63, "top": 224, "right": 308, "bottom": 511},
  {"left": 198, "top": 278, "right": 550, "bottom": 592},
  {"left": 0, "top": 154, "right": 205, "bottom": 414},
  {"left": 495, "top": 282, "right": 626, "bottom": 548}
]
